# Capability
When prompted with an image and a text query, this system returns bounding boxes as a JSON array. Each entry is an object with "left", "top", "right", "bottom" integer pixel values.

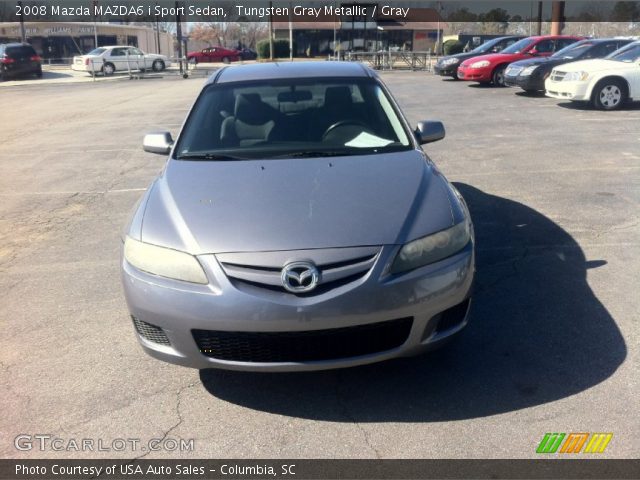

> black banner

[
  {"left": 1, "top": 0, "right": 640, "bottom": 23},
  {"left": 1, "top": 459, "right": 640, "bottom": 480}
]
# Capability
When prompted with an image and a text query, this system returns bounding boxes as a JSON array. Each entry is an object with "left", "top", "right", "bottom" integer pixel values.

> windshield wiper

[
  {"left": 272, "top": 150, "right": 353, "bottom": 158},
  {"left": 176, "top": 152, "right": 247, "bottom": 161}
]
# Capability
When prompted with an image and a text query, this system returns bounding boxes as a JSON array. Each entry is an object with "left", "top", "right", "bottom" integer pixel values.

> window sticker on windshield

[{"left": 345, "top": 132, "right": 394, "bottom": 148}]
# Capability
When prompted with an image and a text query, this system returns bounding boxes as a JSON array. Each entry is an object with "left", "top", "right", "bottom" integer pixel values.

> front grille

[
  {"left": 216, "top": 247, "right": 380, "bottom": 296},
  {"left": 193, "top": 317, "right": 413, "bottom": 363},
  {"left": 132, "top": 316, "right": 171, "bottom": 345},
  {"left": 434, "top": 299, "right": 470, "bottom": 334},
  {"left": 550, "top": 70, "right": 566, "bottom": 82}
]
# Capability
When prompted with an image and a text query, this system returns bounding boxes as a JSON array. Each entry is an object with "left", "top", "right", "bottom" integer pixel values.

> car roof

[
  {"left": 211, "top": 61, "right": 374, "bottom": 85},
  {"left": 1, "top": 42, "right": 34, "bottom": 47}
]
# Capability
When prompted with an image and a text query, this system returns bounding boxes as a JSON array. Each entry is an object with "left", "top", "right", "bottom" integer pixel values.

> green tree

[{"left": 611, "top": 1, "right": 640, "bottom": 21}]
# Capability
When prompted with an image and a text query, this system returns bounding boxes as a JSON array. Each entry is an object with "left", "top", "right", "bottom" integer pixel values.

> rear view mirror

[
  {"left": 278, "top": 90, "right": 313, "bottom": 102},
  {"left": 143, "top": 131, "right": 174, "bottom": 155},
  {"left": 415, "top": 121, "right": 445, "bottom": 145}
]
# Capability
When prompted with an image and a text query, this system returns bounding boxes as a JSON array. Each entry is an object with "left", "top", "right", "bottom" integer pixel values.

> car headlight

[
  {"left": 470, "top": 60, "right": 490, "bottom": 68},
  {"left": 442, "top": 57, "right": 460, "bottom": 66},
  {"left": 563, "top": 71, "right": 589, "bottom": 82},
  {"left": 124, "top": 236, "right": 208, "bottom": 284},
  {"left": 390, "top": 220, "right": 471, "bottom": 275},
  {"left": 520, "top": 66, "right": 537, "bottom": 76}
]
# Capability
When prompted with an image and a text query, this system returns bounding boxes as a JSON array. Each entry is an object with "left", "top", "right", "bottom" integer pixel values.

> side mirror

[
  {"left": 528, "top": 49, "right": 538, "bottom": 56},
  {"left": 415, "top": 121, "right": 445, "bottom": 145},
  {"left": 143, "top": 131, "right": 173, "bottom": 155}
]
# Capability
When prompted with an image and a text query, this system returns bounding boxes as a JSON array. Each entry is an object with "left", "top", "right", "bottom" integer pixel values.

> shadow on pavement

[
  {"left": 200, "top": 184, "right": 626, "bottom": 421},
  {"left": 556, "top": 100, "right": 640, "bottom": 111}
]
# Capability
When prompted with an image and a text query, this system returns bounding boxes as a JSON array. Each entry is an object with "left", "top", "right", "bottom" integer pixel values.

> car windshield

[
  {"left": 501, "top": 38, "right": 536, "bottom": 54},
  {"left": 552, "top": 40, "right": 593, "bottom": 59},
  {"left": 87, "top": 48, "right": 106, "bottom": 55},
  {"left": 472, "top": 38, "right": 504, "bottom": 54},
  {"left": 606, "top": 43, "right": 640, "bottom": 62},
  {"left": 174, "top": 77, "right": 413, "bottom": 160}
]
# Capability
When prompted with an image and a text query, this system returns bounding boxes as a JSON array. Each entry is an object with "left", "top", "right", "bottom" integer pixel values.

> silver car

[{"left": 121, "top": 62, "right": 474, "bottom": 371}]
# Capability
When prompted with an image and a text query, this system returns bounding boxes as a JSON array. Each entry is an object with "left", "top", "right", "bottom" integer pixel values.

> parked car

[
  {"left": 505, "top": 38, "right": 634, "bottom": 92},
  {"left": 71, "top": 46, "right": 170, "bottom": 75},
  {"left": 0, "top": 43, "right": 42, "bottom": 80},
  {"left": 457, "top": 35, "right": 584, "bottom": 86},
  {"left": 545, "top": 40, "right": 640, "bottom": 110},
  {"left": 187, "top": 46, "right": 241, "bottom": 64},
  {"left": 238, "top": 48, "right": 258, "bottom": 60},
  {"left": 121, "top": 62, "right": 475, "bottom": 371},
  {"left": 433, "top": 36, "right": 524, "bottom": 79}
]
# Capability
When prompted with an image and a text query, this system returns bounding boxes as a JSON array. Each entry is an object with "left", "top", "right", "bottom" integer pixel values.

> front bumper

[
  {"left": 433, "top": 64, "right": 458, "bottom": 77},
  {"left": 504, "top": 74, "right": 544, "bottom": 91},
  {"left": 457, "top": 65, "right": 491, "bottom": 82},
  {"left": 121, "top": 244, "right": 475, "bottom": 371},
  {"left": 545, "top": 79, "right": 590, "bottom": 101}
]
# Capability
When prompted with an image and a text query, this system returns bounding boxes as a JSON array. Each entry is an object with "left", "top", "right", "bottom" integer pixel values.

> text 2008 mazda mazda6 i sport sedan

[{"left": 121, "top": 62, "right": 475, "bottom": 371}]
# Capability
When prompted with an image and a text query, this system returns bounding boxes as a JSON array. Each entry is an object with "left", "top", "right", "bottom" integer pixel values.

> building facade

[{"left": 0, "top": 22, "right": 174, "bottom": 62}]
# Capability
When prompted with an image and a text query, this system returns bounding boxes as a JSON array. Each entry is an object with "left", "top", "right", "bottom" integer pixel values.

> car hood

[
  {"left": 439, "top": 51, "right": 487, "bottom": 63},
  {"left": 139, "top": 151, "right": 456, "bottom": 254},
  {"left": 461, "top": 52, "right": 526, "bottom": 66},
  {"left": 509, "top": 57, "right": 551, "bottom": 68},
  {"left": 554, "top": 58, "right": 634, "bottom": 73}
]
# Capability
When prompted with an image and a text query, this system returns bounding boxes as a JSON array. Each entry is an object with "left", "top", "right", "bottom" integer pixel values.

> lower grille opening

[
  {"left": 434, "top": 299, "right": 470, "bottom": 334},
  {"left": 132, "top": 316, "right": 171, "bottom": 346},
  {"left": 193, "top": 317, "right": 413, "bottom": 363}
]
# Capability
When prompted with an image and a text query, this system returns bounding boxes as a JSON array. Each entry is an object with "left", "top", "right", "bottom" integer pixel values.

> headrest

[
  {"left": 324, "top": 86, "right": 353, "bottom": 108},
  {"left": 234, "top": 93, "right": 273, "bottom": 124}
]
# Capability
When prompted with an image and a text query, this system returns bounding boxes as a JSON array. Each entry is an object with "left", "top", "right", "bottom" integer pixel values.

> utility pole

[
  {"left": 155, "top": 2, "right": 161, "bottom": 54},
  {"left": 93, "top": 0, "right": 99, "bottom": 48},
  {"left": 17, "top": 1, "right": 26, "bottom": 42},
  {"left": 551, "top": 1, "right": 565, "bottom": 35},
  {"left": 176, "top": 1, "right": 183, "bottom": 74},
  {"left": 268, "top": 1, "right": 274, "bottom": 60},
  {"left": 289, "top": 1, "right": 293, "bottom": 61},
  {"left": 536, "top": 1, "right": 543, "bottom": 35}
]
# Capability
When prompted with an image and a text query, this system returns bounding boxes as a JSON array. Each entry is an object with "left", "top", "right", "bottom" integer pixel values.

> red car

[
  {"left": 457, "top": 35, "right": 584, "bottom": 86},
  {"left": 187, "top": 46, "right": 240, "bottom": 64}
]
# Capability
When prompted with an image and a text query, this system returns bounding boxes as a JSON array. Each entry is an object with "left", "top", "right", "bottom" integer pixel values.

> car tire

[
  {"left": 222, "top": 56, "right": 230, "bottom": 64},
  {"left": 152, "top": 59, "right": 165, "bottom": 72},
  {"left": 35, "top": 69, "right": 43, "bottom": 78},
  {"left": 592, "top": 79, "right": 627, "bottom": 111},
  {"left": 450, "top": 73, "right": 459, "bottom": 80},
  {"left": 102, "top": 62, "right": 115, "bottom": 76},
  {"left": 188, "top": 57, "right": 197, "bottom": 65},
  {"left": 491, "top": 65, "right": 507, "bottom": 87}
]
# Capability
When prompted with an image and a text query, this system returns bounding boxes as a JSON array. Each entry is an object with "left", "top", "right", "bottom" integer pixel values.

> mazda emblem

[{"left": 281, "top": 261, "right": 320, "bottom": 293}]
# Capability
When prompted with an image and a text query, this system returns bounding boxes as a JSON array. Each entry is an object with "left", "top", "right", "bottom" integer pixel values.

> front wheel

[
  {"left": 592, "top": 79, "right": 627, "bottom": 111},
  {"left": 491, "top": 65, "right": 507, "bottom": 87},
  {"left": 152, "top": 59, "right": 165, "bottom": 72},
  {"left": 222, "top": 56, "right": 230, "bottom": 64}
]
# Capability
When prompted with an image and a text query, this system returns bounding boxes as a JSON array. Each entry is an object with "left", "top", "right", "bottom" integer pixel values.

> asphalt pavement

[{"left": 1, "top": 71, "right": 638, "bottom": 459}]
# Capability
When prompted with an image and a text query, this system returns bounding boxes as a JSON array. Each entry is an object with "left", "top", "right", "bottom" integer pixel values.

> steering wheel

[{"left": 322, "top": 120, "right": 369, "bottom": 140}]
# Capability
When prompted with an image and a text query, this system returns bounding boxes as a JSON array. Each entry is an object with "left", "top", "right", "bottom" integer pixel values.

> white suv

[{"left": 545, "top": 41, "right": 640, "bottom": 110}]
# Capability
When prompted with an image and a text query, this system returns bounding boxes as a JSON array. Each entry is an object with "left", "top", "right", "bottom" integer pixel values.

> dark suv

[{"left": 0, "top": 43, "right": 42, "bottom": 80}]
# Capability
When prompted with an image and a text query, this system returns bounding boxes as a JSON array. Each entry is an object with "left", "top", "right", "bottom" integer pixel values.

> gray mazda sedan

[{"left": 121, "top": 61, "right": 474, "bottom": 371}]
